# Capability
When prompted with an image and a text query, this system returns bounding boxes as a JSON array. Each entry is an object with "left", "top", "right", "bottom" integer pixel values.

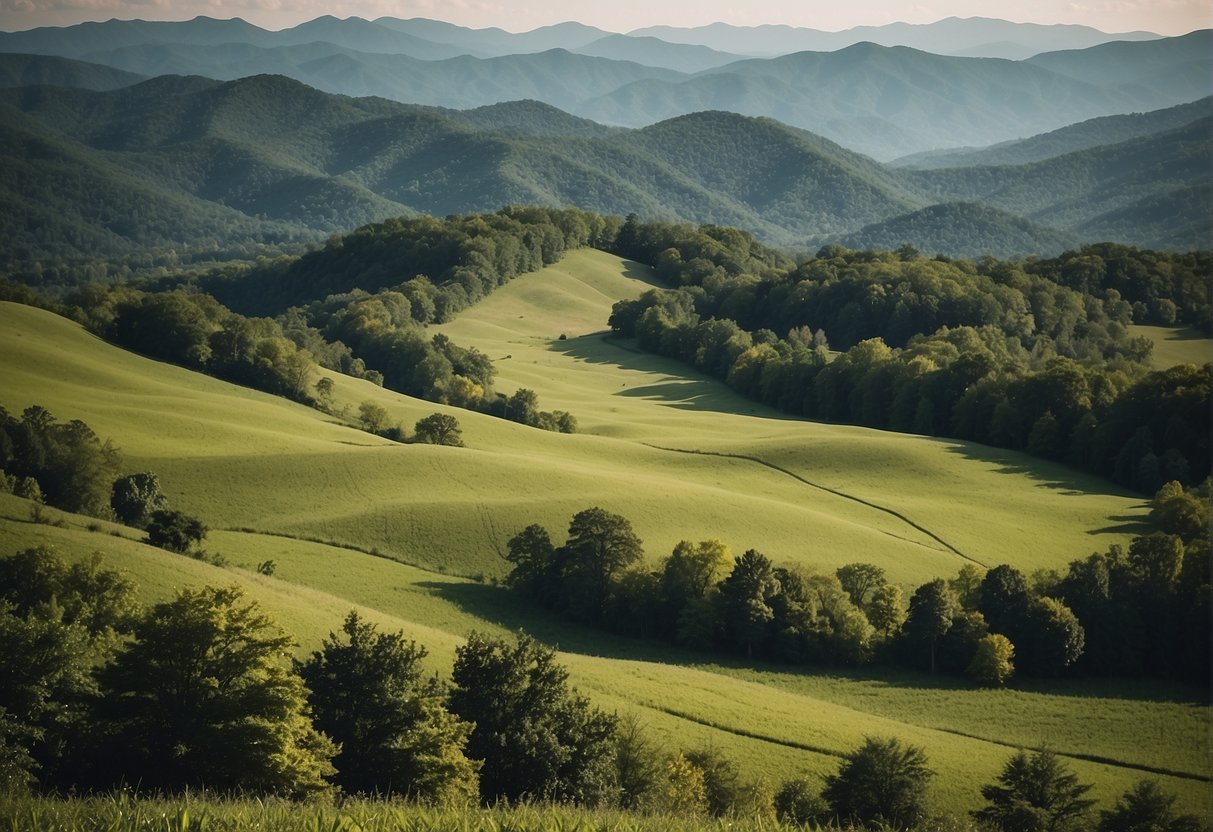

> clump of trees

[
  {"left": 0, "top": 405, "right": 119, "bottom": 516},
  {"left": 504, "top": 483, "right": 1210, "bottom": 686}
]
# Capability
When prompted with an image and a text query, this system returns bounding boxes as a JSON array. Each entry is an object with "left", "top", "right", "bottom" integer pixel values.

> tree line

[
  {"left": 607, "top": 219, "right": 1210, "bottom": 491},
  {"left": 504, "top": 486, "right": 1210, "bottom": 685}
]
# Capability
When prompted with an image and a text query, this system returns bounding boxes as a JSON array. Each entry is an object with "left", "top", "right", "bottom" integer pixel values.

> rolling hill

[
  {"left": 0, "top": 250, "right": 1206, "bottom": 815},
  {"left": 908, "top": 117, "right": 1213, "bottom": 249},
  {"left": 0, "top": 52, "right": 145, "bottom": 90},
  {"left": 0, "top": 67, "right": 1205, "bottom": 271},
  {"left": 836, "top": 202, "right": 1086, "bottom": 258},
  {"left": 891, "top": 97, "right": 1213, "bottom": 169}
]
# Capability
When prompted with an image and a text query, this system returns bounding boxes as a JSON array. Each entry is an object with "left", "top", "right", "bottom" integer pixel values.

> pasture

[{"left": 0, "top": 251, "right": 1206, "bottom": 816}]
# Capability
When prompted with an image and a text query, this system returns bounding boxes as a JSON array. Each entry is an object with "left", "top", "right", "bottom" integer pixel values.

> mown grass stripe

[{"left": 649, "top": 705, "right": 846, "bottom": 760}]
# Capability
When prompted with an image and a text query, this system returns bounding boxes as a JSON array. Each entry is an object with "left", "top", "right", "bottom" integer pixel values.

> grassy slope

[
  {"left": 435, "top": 249, "right": 1147, "bottom": 574},
  {"left": 0, "top": 252, "right": 1206, "bottom": 814},
  {"left": 1129, "top": 324, "right": 1212, "bottom": 370}
]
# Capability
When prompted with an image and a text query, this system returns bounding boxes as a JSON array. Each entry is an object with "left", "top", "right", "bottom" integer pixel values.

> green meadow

[
  {"left": 1130, "top": 324, "right": 1212, "bottom": 369},
  {"left": 0, "top": 250, "right": 1207, "bottom": 816}
]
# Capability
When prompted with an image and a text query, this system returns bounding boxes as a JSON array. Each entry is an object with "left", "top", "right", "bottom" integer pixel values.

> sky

[{"left": 0, "top": 0, "right": 1208, "bottom": 35}]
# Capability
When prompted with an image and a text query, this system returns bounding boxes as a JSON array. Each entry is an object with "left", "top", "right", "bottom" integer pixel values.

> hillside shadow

[
  {"left": 548, "top": 334, "right": 796, "bottom": 421},
  {"left": 617, "top": 259, "right": 667, "bottom": 290},
  {"left": 419, "top": 580, "right": 697, "bottom": 663},
  {"left": 943, "top": 440, "right": 1149, "bottom": 511},
  {"left": 1158, "top": 326, "right": 1210, "bottom": 343},
  {"left": 420, "top": 580, "right": 1207, "bottom": 705}
]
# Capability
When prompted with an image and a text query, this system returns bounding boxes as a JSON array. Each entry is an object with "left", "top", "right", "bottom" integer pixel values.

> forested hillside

[
  {"left": 892, "top": 98, "right": 1212, "bottom": 169},
  {"left": 0, "top": 68, "right": 1207, "bottom": 282}
]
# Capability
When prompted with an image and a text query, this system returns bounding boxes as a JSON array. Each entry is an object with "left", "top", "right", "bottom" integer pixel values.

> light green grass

[
  {"left": 1, "top": 281, "right": 1144, "bottom": 584},
  {"left": 0, "top": 253, "right": 1205, "bottom": 817},
  {"left": 1130, "top": 324, "right": 1212, "bottom": 369}
]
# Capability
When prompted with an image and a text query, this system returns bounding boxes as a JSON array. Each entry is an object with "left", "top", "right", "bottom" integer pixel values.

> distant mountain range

[
  {"left": 0, "top": 66, "right": 1206, "bottom": 270},
  {"left": 628, "top": 17, "right": 1163, "bottom": 59},
  {"left": 0, "top": 17, "right": 1206, "bottom": 159}
]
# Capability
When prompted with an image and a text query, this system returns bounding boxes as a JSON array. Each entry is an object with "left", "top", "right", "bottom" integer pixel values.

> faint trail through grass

[
  {"left": 642, "top": 443, "right": 986, "bottom": 567},
  {"left": 933, "top": 726, "right": 1211, "bottom": 783}
]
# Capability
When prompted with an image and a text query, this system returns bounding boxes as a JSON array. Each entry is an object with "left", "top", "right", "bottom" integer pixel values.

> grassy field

[
  {"left": 1130, "top": 324, "right": 1212, "bottom": 369},
  {"left": 1, "top": 269, "right": 1144, "bottom": 583},
  {"left": 0, "top": 252, "right": 1207, "bottom": 817}
]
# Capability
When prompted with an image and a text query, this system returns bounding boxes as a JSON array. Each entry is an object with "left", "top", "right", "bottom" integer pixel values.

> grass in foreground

[{"left": 0, "top": 795, "right": 802, "bottom": 832}]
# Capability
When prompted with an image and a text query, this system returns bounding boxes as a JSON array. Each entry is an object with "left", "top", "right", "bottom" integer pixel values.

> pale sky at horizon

[{"left": 0, "top": 0, "right": 1208, "bottom": 36}]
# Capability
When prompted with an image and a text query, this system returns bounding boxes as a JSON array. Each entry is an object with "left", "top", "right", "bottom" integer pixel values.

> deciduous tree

[
  {"left": 299, "top": 611, "right": 477, "bottom": 801},
  {"left": 822, "top": 736, "right": 932, "bottom": 829},
  {"left": 447, "top": 632, "right": 616, "bottom": 805},
  {"left": 97, "top": 585, "right": 335, "bottom": 797}
]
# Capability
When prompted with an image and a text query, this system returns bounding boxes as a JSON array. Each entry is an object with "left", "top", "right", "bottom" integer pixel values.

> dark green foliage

[
  {"left": 298, "top": 611, "right": 478, "bottom": 801},
  {"left": 821, "top": 736, "right": 933, "bottom": 829},
  {"left": 561, "top": 507, "right": 644, "bottom": 624},
  {"left": 974, "top": 748, "right": 1095, "bottom": 832},
  {"left": 716, "top": 549, "right": 780, "bottom": 659},
  {"left": 1097, "top": 780, "right": 1207, "bottom": 832},
  {"left": 980, "top": 565, "right": 1032, "bottom": 639},
  {"left": 1027, "top": 244, "right": 1212, "bottom": 331},
  {"left": 1019, "top": 597, "right": 1085, "bottom": 676},
  {"left": 144, "top": 509, "right": 207, "bottom": 554},
  {"left": 0, "top": 406, "right": 119, "bottom": 516},
  {"left": 413, "top": 413, "right": 464, "bottom": 447},
  {"left": 96, "top": 585, "right": 336, "bottom": 797},
  {"left": 682, "top": 747, "right": 744, "bottom": 818},
  {"left": 68, "top": 285, "right": 324, "bottom": 405},
  {"left": 447, "top": 632, "right": 617, "bottom": 805},
  {"left": 0, "top": 547, "right": 137, "bottom": 639},
  {"left": 211, "top": 208, "right": 607, "bottom": 318},
  {"left": 110, "top": 472, "right": 168, "bottom": 527},
  {"left": 905, "top": 579, "right": 959, "bottom": 674},
  {"left": 0, "top": 547, "right": 136, "bottom": 790},
  {"left": 774, "top": 776, "right": 827, "bottom": 826},
  {"left": 0, "top": 602, "right": 94, "bottom": 793},
  {"left": 504, "top": 524, "right": 559, "bottom": 600}
]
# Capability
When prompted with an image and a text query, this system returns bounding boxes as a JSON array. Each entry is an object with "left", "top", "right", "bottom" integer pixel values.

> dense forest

[{"left": 608, "top": 218, "right": 1211, "bottom": 492}]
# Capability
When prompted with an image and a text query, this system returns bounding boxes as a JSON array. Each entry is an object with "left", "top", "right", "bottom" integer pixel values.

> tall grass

[{"left": 0, "top": 794, "right": 859, "bottom": 832}]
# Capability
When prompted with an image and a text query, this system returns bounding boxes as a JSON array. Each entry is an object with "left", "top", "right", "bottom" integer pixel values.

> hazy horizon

[{"left": 0, "top": 0, "right": 1207, "bottom": 37}]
